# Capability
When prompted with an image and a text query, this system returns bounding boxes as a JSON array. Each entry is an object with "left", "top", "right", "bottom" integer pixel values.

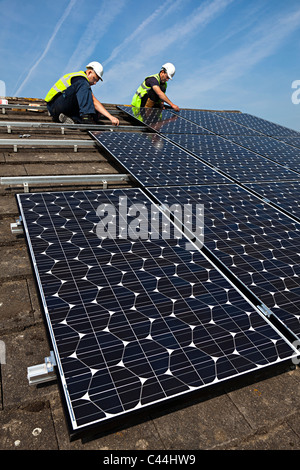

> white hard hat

[
  {"left": 161, "top": 62, "right": 176, "bottom": 80},
  {"left": 86, "top": 61, "right": 104, "bottom": 81}
]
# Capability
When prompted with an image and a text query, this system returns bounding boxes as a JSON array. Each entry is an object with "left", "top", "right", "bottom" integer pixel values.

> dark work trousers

[{"left": 46, "top": 77, "right": 96, "bottom": 122}]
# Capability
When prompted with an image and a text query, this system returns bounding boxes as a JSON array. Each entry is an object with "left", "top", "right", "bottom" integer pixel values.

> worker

[
  {"left": 131, "top": 63, "right": 179, "bottom": 112},
  {"left": 45, "top": 61, "right": 119, "bottom": 126}
]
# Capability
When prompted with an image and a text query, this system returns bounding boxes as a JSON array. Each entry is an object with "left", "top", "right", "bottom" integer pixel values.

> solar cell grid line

[
  {"left": 170, "top": 109, "right": 261, "bottom": 136},
  {"left": 215, "top": 112, "right": 300, "bottom": 137},
  {"left": 117, "top": 105, "right": 212, "bottom": 134},
  {"left": 224, "top": 135, "right": 300, "bottom": 173},
  {"left": 163, "top": 133, "right": 300, "bottom": 183},
  {"left": 17, "top": 187, "right": 298, "bottom": 436},
  {"left": 148, "top": 184, "right": 300, "bottom": 340},
  {"left": 244, "top": 181, "right": 300, "bottom": 221},
  {"left": 90, "top": 131, "right": 229, "bottom": 187}
]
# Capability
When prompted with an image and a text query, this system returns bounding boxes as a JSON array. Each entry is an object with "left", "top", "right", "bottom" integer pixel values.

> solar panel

[
  {"left": 224, "top": 136, "right": 300, "bottom": 173},
  {"left": 113, "top": 109, "right": 300, "bottom": 182},
  {"left": 171, "top": 109, "right": 261, "bottom": 136},
  {"left": 91, "top": 131, "right": 228, "bottom": 187},
  {"left": 244, "top": 181, "right": 300, "bottom": 219},
  {"left": 117, "top": 105, "right": 212, "bottom": 134},
  {"left": 149, "top": 184, "right": 300, "bottom": 339},
  {"left": 279, "top": 137, "right": 300, "bottom": 149},
  {"left": 17, "top": 187, "right": 298, "bottom": 436},
  {"left": 215, "top": 112, "right": 300, "bottom": 137},
  {"left": 162, "top": 133, "right": 300, "bottom": 183}
]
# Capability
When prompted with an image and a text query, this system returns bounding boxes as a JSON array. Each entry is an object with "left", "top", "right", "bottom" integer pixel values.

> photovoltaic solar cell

[
  {"left": 149, "top": 184, "right": 300, "bottom": 339},
  {"left": 91, "top": 131, "right": 229, "bottom": 187},
  {"left": 162, "top": 133, "right": 300, "bottom": 183},
  {"left": 17, "top": 188, "right": 298, "bottom": 435}
]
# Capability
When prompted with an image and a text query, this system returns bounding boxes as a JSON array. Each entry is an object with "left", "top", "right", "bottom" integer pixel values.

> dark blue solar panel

[
  {"left": 225, "top": 136, "right": 300, "bottom": 173},
  {"left": 91, "top": 131, "right": 228, "bottom": 186},
  {"left": 149, "top": 184, "right": 300, "bottom": 339},
  {"left": 244, "top": 181, "right": 300, "bottom": 219},
  {"left": 215, "top": 112, "right": 300, "bottom": 137},
  {"left": 17, "top": 188, "right": 298, "bottom": 435},
  {"left": 279, "top": 137, "right": 300, "bottom": 149},
  {"left": 172, "top": 109, "right": 261, "bottom": 136},
  {"left": 163, "top": 133, "right": 300, "bottom": 183},
  {"left": 117, "top": 105, "right": 212, "bottom": 134}
]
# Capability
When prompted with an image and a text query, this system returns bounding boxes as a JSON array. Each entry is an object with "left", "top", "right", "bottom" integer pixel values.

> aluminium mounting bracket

[
  {"left": 27, "top": 351, "right": 57, "bottom": 385},
  {"left": 10, "top": 216, "right": 23, "bottom": 234}
]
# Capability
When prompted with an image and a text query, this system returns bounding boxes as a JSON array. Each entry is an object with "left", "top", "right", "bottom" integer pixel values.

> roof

[{"left": 1, "top": 97, "right": 300, "bottom": 450}]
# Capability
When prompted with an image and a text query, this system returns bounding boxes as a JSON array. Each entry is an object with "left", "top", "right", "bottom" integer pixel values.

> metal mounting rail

[
  {"left": 1, "top": 103, "right": 122, "bottom": 114},
  {"left": 27, "top": 351, "right": 57, "bottom": 385},
  {"left": 0, "top": 121, "right": 146, "bottom": 133},
  {"left": 1, "top": 173, "right": 131, "bottom": 192},
  {"left": 1, "top": 103, "right": 47, "bottom": 113},
  {"left": 0, "top": 138, "right": 96, "bottom": 152}
]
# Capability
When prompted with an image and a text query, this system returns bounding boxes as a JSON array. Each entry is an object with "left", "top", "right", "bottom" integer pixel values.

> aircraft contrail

[{"left": 14, "top": 0, "right": 77, "bottom": 96}]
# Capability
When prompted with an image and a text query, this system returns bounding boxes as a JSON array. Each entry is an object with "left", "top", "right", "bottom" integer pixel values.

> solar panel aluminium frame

[{"left": 17, "top": 187, "right": 299, "bottom": 438}]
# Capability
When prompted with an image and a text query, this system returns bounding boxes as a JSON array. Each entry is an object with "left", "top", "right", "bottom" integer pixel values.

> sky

[{"left": 1, "top": 0, "right": 300, "bottom": 131}]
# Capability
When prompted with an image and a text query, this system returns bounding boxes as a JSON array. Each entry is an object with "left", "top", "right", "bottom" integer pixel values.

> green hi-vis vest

[
  {"left": 131, "top": 73, "right": 167, "bottom": 107},
  {"left": 44, "top": 71, "right": 89, "bottom": 102}
]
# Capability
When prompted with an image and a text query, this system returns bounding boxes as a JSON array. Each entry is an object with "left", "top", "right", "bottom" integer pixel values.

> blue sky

[{"left": 1, "top": 0, "right": 300, "bottom": 131}]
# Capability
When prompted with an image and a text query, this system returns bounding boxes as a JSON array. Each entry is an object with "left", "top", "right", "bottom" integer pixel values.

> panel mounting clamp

[
  {"left": 10, "top": 216, "right": 23, "bottom": 234},
  {"left": 257, "top": 303, "right": 273, "bottom": 318},
  {"left": 27, "top": 351, "right": 57, "bottom": 385}
]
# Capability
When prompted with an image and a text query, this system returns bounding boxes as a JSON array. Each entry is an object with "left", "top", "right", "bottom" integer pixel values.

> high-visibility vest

[
  {"left": 44, "top": 71, "right": 89, "bottom": 102},
  {"left": 131, "top": 73, "right": 167, "bottom": 107}
]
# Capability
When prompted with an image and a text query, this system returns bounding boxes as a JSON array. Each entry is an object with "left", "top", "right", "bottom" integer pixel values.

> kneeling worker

[
  {"left": 131, "top": 63, "right": 180, "bottom": 112},
  {"left": 45, "top": 61, "right": 119, "bottom": 126}
]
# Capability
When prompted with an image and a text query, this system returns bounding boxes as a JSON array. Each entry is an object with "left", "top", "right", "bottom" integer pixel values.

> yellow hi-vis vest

[
  {"left": 131, "top": 73, "right": 167, "bottom": 107},
  {"left": 44, "top": 71, "right": 89, "bottom": 102}
]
